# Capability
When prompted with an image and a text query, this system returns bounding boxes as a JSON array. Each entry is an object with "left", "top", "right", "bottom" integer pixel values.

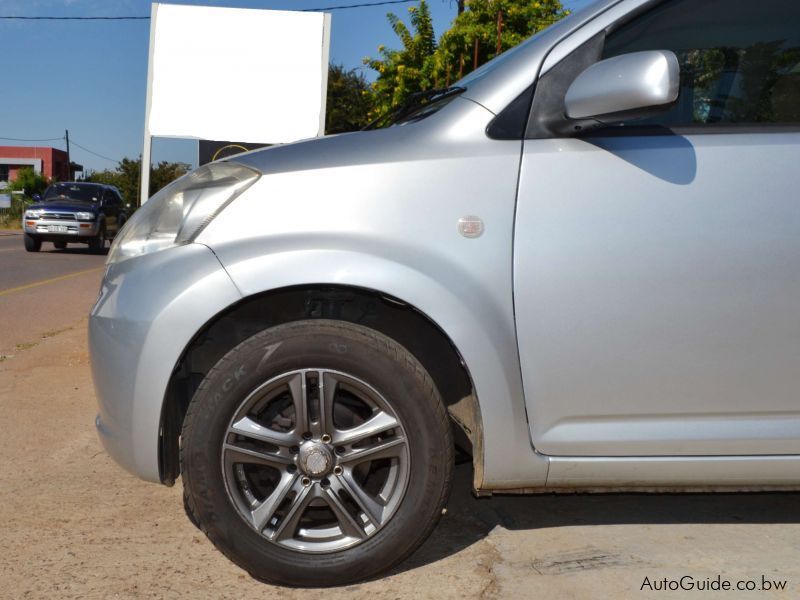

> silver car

[{"left": 89, "top": 0, "right": 800, "bottom": 587}]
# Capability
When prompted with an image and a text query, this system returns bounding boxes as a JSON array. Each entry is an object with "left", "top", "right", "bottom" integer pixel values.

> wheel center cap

[{"left": 298, "top": 443, "right": 332, "bottom": 477}]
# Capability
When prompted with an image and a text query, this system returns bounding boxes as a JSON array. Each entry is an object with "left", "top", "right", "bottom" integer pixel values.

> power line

[
  {"left": 0, "top": 15, "right": 149, "bottom": 20},
  {"left": 0, "top": 135, "right": 64, "bottom": 142},
  {"left": 0, "top": 1, "right": 419, "bottom": 20},
  {"left": 69, "top": 140, "right": 119, "bottom": 164},
  {"left": 301, "top": 0, "right": 416, "bottom": 10}
]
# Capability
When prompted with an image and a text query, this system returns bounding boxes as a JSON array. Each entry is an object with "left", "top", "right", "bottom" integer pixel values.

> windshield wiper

[{"left": 362, "top": 86, "right": 466, "bottom": 131}]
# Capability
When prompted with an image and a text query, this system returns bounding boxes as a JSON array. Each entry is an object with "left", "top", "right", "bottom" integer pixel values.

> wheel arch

[{"left": 159, "top": 284, "right": 486, "bottom": 491}]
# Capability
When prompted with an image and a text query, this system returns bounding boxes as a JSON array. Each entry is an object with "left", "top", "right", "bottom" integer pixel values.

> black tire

[
  {"left": 181, "top": 319, "right": 453, "bottom": 587},
  {"left": 24, "top": 233, "right": 41, "bottom": 252},
  {"left": 88, "top": 224, "right": 105, "bottom": 253},
  {"left": 53, "top": 241, "right": 67, "bottom": 250}
]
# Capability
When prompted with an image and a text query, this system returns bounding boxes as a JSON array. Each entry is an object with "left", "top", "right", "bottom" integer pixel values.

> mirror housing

[
  {"left": 565, "top": 50, "right": 680, "bottom": 123},
  {"left": 32, "top": 194, "right": 42, "bottom": 202}
]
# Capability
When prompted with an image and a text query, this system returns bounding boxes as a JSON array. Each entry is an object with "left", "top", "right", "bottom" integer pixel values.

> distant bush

[{"left": 0, "top": 194, "right": 31, "bottom": 229}]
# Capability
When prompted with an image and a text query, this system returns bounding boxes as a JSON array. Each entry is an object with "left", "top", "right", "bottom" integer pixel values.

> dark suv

[{"left": 22, "top": 182, "right": 128, "bottom": 252}]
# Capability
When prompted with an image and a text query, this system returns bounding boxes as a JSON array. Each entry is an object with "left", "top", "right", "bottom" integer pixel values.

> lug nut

[
  {"left": 321, "top": 434, "right": 331, "bottom": 443},
  {"left": 302, "top": 432, "right": 312, "bottom": 440},
  {"left": 301, "top": 476, "right": 311, "bottom": 486},
  {"left": 335, "top": 446, "right": 345, "bottom": 455},
  {"left": 333, "top": 466, "right": 343, "bottom": 476},
  {"left": 321, "top": 477, "right": 330, "bottom": 488},
  {"left": 290, "top": 446, "right": 300, "bottom": 454},
  {"left": 287, "top": 464, "right": 297, "bottom": 473}
]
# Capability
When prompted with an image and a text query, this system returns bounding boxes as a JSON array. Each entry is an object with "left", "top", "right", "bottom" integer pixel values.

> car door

[{"left": 514, "top": 0, "right": 800, "bottom": 457}]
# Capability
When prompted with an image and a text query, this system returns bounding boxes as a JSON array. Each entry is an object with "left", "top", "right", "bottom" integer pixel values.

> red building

[{"left": 0, "top": 146, "right": 82, "bottom": 187}]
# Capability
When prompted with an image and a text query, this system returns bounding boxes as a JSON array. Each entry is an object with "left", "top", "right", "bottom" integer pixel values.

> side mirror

[
  {"left": 565, "top": 50, "right": 680, "bottom": 123},
  {"left": 32, "top": 194, "right": 41, "bottom": 202}
]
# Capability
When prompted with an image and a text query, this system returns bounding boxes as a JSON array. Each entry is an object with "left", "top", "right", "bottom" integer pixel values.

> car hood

[
  {"left": 227, "top": 96, "right": 494, "bottom": 177},
  {"left": 228, "top": 127, "right": 423, "bottom": 176},
  {"left": 29, "top": 201, "right": 97, "bottom": 212}
]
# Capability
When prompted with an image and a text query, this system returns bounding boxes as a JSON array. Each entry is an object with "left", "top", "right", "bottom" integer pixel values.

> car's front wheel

[
  {"left": 23, "top": 233, "right": 41, "bottom": 252},
  {"left": 88, "top": 223, "right": 105, "bottom": 253},
  {"left": 180, "top": 320, "right": 453, "bottom": 587}
]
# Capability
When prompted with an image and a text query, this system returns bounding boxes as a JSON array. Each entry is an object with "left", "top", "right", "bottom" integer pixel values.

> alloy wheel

[{"left": 221, "top": 369, "right": 410, "bottom": 553}]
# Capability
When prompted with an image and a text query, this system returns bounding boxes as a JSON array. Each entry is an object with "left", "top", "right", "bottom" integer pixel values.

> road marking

[{"left": 0, "top": 267, "right": 104, "bottom": 298}]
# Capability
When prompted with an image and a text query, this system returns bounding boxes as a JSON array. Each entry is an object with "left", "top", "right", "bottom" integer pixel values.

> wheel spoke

[
  {"left": 223, "top": 441, "right": 293, "bottom": 467},
  {"left": 230, "top": 416, "right": 297, "bottom": 448},
  {"left": 287, "top": 372, "right": 309, "bottom": 435},
  {"left": 332, "top": 410, "right": 399, "bottom": 446},
  {"left": 323, "top": 486, "right": 367, "bottom": 540},
  {"left": 272, "top": 480, "right": 316, "bottom": 542},
  {"left": 337, "top": 435, "right": 406, "bottom": 465},
  {"left": 251, "top": 471, "right": 297, "bottom": 531},
  {"left": 310, "top": 371, "right": 338, "bottom": 438},
  {"left": 330, "top": 470, "right": 384, "bottom": 527}
]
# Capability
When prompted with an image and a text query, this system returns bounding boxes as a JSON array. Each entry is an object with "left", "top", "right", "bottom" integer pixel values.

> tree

[
  {"left": 365, "top": 0, "right": 568, "bottom": 120},
  {"left": 364, "top": 0, "right": 438, "bottom": 117},
  {"left": 150, "top": 160, "right": 190, "bottom": 197},
  {"left": 433, "top": 0, "right": 568, "bottom": 85},
  {"left": 443, "top": 0, "right": 466, "bottom": 16},
  {"left": 86, "top": 158, "right": 189, "bottom": 206},
  {"left": 8, "top": 167, "right": 49, "bottom": 198},
  {"left": 325, "top": 64, "right": 374, "bottom": 133}
]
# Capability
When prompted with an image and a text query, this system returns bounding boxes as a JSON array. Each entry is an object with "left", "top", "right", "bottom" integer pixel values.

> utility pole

[{"left": 65, "top": 129, "right": 71, "bottom": 181}]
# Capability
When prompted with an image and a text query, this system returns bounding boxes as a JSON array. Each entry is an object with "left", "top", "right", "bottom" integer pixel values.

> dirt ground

[{"left": 1, "top": 298, "right": 800, "bottom": 597}]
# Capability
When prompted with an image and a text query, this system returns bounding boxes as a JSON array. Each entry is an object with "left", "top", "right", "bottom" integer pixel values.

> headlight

[
  {"left": 75, "top": 212, "right": 95, "bottom": 221},
  {"left": 107, "top": 162, "right": 260, "bottom": 265},
  {"left": 25, "top": 209, "right": 43, "bottom": 219}
]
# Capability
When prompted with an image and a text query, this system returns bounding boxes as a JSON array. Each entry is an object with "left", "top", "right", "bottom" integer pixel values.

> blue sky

[{"left": 0, "top": 0, "right": 592, "bottom": 172}]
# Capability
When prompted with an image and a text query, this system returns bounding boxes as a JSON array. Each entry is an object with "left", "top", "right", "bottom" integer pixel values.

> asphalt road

[{"left": 0, "top": 230, "right": 106, "bottom": 357}]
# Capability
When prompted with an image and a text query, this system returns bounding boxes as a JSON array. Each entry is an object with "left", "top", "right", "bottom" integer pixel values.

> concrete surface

[{"left": 1, "top": 235, "right": 799, "bottom": 599}]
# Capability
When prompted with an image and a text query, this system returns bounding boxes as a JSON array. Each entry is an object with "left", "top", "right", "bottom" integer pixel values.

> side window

[
  {"left": 602, "top": 0, "right": 800, "bottom": 127},
  {"left": 104, "top": 190, "right": 118, "bottom": 205}
]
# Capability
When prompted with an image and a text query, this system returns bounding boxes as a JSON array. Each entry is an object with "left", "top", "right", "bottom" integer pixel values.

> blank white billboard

[{"left": 146, "top": 3, "right": 331, "bottom": 144}]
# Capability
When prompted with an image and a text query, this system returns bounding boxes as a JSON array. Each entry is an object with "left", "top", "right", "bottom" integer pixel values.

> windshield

[{"left": 43, "top": 183, "right": 102, "bottom": 203}]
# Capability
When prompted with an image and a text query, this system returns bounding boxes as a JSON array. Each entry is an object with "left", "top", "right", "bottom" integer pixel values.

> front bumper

[
  {"left": 24, "top": 218, "right": 100, "bottom": 240},
  {"left": 89, "top": 243, "right": 242, "bottom": 482}
]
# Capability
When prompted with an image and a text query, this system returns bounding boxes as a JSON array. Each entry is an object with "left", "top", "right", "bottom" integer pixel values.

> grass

[{"left": 0, "top": 217, "right": 22, "bottom": 230}]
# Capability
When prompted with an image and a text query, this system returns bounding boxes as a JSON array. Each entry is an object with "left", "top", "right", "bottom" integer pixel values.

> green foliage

[
  {"left": 1, "top": 167, "right": 48, "bottom": 227},
  {"left": 365, "top": 0, "right": 568, "bottom": 119},
  {"left": 150, "top": 161, "right": 190, "bottom": 197},
  {"left": 0, "top": 194, "right": 32, "bottom": 228},
  {"left": 8, "top": 167, "right": 49, "bottom": 198},
  {"left": 326, "top": 64, "right": 374, "bottom": 133},
  {"left": 363, "top": 0, "right": 438, "bottom": 117},
  {"left": 434, "top": 0, "right": 568, "bottom": 85},
  {"left": 86, "top": 158, "right": 189, "bottom": 206}
]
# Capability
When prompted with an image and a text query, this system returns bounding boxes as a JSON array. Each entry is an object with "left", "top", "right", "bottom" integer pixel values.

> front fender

[{"left": 209, "top": 243, "right": 549, "bottom": 488}]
